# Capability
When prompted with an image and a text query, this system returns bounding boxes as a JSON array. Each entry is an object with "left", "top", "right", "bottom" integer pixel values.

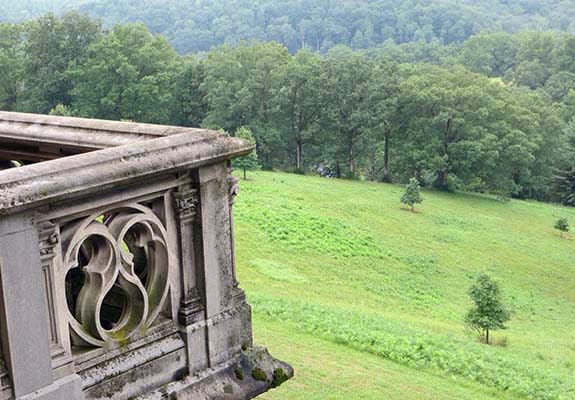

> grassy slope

[{"left": 234, "top": 171, "right": 575, "bottom": 400}]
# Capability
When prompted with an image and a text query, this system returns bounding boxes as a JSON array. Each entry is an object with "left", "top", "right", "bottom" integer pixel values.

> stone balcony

[{"left": 0, "top": 112, "right": 292, "bottom": 400}]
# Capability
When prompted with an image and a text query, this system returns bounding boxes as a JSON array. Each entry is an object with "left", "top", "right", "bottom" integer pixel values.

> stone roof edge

[
  {"left": 0, "top": 111, "right": 208, "bottom": 149},
  {"left": 0, "top": 128, "right": 253, "bottom": 215}
]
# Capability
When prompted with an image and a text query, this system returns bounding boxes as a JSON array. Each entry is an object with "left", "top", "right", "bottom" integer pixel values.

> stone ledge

[
  {"left": 0, "top": 129, "right": 252, "bottom": 215},
  {"left": 138, "top": 346, "right": 294, "bottom": 400},
  {"left": 0, "top": 111, "right": 199, "bottom": 149}
]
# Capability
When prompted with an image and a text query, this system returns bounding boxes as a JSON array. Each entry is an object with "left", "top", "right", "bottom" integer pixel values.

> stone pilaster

[
  {"left": 37, "top": 221, "right": 75, "bottom": 379},
  {"left": 174, "top": 179, "right": 204, "bottom": 326},
  {"left": 0, "top": 213, "right": 57, "bottom": 397}
]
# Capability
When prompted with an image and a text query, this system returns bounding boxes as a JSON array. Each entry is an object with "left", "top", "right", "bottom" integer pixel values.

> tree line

[
  {"left": 74, "top": 0, "right": 575, "bottom": 54},
  {"left": 5, "top": 0, "right": 575, "bottom": 55},
  {"left": 2, "top": 13, "right": 575, "bottom": 202}
]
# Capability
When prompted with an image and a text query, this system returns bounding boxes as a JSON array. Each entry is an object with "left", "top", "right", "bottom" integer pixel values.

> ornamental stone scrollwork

[
  {"left": 174, "top": 186, "right": 199, "bottom": 223},
  {"left": 39, "top": 221, "right": 59, "bottom": 259},
  {"left": 60, "top": 204, "right": 171, "bottom": 348}
]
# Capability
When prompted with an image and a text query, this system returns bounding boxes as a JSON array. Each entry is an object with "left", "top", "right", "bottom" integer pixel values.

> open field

[{"left": 234, "top": 171, "right": 575, "bottom": 400}]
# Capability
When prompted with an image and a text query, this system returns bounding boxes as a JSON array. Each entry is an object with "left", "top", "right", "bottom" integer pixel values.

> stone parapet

[{"left": 0, "top": 112, "right": 291, "bottom": 399}]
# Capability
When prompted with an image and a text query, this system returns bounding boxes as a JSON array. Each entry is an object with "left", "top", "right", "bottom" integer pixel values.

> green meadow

[{"left": 234, "top": 171, "right": 575, "bottom": 400}]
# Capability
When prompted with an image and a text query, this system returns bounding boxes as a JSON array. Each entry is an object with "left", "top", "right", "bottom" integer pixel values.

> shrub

[
  {"left": 401, "top": 178, "right": 423, "bottom": 211},
  {"left": 554, "top": 217, "right": 569, "bottom": 237}
]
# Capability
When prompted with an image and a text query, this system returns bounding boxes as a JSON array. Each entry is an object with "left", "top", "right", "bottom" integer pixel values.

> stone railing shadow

[{"left": 0, "top": 112, "right": 292, "bottom": 400}]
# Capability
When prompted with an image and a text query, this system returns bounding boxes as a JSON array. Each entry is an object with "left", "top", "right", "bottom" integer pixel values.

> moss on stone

[
  {"left": 271, "top": 368, "right": 288, "bottom": 388},
  {"left": 234, "top": 367, "right": 244, "bottom": 380},
  {"left": 251, "top": 367, "right": 267, "bottom": 382}
]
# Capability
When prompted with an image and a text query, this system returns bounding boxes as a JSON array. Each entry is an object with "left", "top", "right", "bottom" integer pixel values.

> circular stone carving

[{"left": 61, "top": 204, "right": 171, "bottom": 348}]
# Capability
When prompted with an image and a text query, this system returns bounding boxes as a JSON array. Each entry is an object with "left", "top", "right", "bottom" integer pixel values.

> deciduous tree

[
  {"left": 465, "top": 274, "right": 511, "bottom": 345},
  {"left": 233, "top": 127, "right": 259, "bottom": 179}
]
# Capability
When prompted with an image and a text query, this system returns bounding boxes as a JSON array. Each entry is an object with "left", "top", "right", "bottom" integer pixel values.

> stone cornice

[
  {"left": 0, "top": 113, "right": 253, "bottom": 215},
  {"left": 0, "top": 111, "right": 204, "bottom": 151}
]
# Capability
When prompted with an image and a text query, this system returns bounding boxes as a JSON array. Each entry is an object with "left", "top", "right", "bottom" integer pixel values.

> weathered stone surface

[
  {"left": 0, "top": 115, "right": 252, "bottom": 215},
  {"left": 0, "top": 213, "right": 54, "bottom": 398},
  {"left": 0, "top": 112, "right": 291, "bottom": 399},
  {"left": 138, "top": 346, "right": 294, "bottom": 400}
]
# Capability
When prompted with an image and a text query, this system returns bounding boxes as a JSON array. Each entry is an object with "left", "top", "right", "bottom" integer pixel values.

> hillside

[
  {"left": 5, "top": 0, "right": 575, "bottom": 54},
  {"left": 234, "top": 171, "right": 575, "bottom": 399},
  {"left": 69, "top": 0, "right": 575, "bottom": 54}
]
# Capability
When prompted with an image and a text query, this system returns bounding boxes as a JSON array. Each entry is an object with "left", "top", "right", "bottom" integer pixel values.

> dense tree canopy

[
  {"left": 2, "top": 0, "right": 569, "bottom": 54},
  {"left": 2, "top": 12, "right": 575, "bottom": 203},
  {"left": 68, "top": 23, "right": 181, "bottom": 123}
]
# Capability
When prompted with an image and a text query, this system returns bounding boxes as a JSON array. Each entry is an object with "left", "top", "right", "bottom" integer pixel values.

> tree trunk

[
  {"left": 368, "top": 149, "right": 377, "bottom": 181},
  {"left": 436, "top": 169, "right": 449, "bottom": 191},
  {"left": 243, "top": 168, "right": 246, "bottom": 180},
  {"left": 486, "top": 329, "right": 490, "bottom": 345},
  {"left": 435, "top": 117, "right": 453, "bottom": 190},
  {"left": 348, "top": 141, "right": 355, "bottom": 175},
  {"left": 382, "top": 130, "right": 391, "bottom": 182},
  {"left": 296, "top": 141, "right": 303, "bottom": 171}
]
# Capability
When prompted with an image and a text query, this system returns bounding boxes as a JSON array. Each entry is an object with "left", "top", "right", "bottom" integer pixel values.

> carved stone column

[
  {"left": 174, "top": 175, "right": 210, "bottom": 374},
  {"left": 174, "top": 177, "right": 204, "bottom": 326},
  {"left": 38, "top": 221, "right": 60, "bottom": 347},
  {"left": 38, "top": 221, "right": 74, "bottom": 379}
]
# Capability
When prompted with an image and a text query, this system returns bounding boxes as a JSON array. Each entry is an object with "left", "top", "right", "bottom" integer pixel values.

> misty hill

[
  {"left": 72, "top": 0, "right": 575, "bottom": 54},
  {"left": 0, "top": 0, "right": 87, "bottom": 22},
  {"left": 4, "top": 0, "right": 575, "bottom": 54}
]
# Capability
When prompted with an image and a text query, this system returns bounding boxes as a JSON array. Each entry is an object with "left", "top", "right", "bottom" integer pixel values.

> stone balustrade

[{"left": 0, "top": 112, "right": 292, "bottom": 400}]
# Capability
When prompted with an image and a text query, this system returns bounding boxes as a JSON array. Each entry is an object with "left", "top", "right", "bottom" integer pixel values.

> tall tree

[
  {"left": 322, "top": 46, "right": 374, "bottom": 177},
  {"left": 369, "top": 60, "right": 404, "bottom": 182},
  {"left": 0, "top": 23, "right": 24, "bottom": 110},
  {"left": 460, "top": 32, "right": 517, "bottom": 77},
  {"left": 274, "top": 49, "right": 324, "bottom": 171},
  {"left": 202, "top": 41, "right": 290, "bottom": 168},
  {"left": 554, "top": 167, "right": 575, "bottom": 206},
  {"left": 398, "top": 65, "right": 542, "bottom": 193},
  {"left": 172, "top": 57, "right": 208, "bottom": 127},
  {"left": 69, "top": 23, "right": 181, "bottom": 123},
  {"left": 19, "top": 12, "right": 101, "bottom": 113}
]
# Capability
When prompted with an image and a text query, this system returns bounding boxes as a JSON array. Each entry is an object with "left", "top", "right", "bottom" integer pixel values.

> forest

[
  {"left": 76, "top": 0, "right": 575, "bottom": 54},
  {"left": 5, "top": 1, "right": 575, "bottom": 54},
  {"left": 2, "top": 10, "right": 575, "bottom": 202}
]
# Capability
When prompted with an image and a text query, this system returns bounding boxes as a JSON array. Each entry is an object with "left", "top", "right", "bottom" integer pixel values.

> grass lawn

[{"left": 234, "top": 171, "right": 575, "bottom": 400}]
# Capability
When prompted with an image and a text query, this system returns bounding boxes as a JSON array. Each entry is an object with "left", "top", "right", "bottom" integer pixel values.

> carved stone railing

[{"left": 0, "top": 112, "right": 292, "bottom": 400}]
